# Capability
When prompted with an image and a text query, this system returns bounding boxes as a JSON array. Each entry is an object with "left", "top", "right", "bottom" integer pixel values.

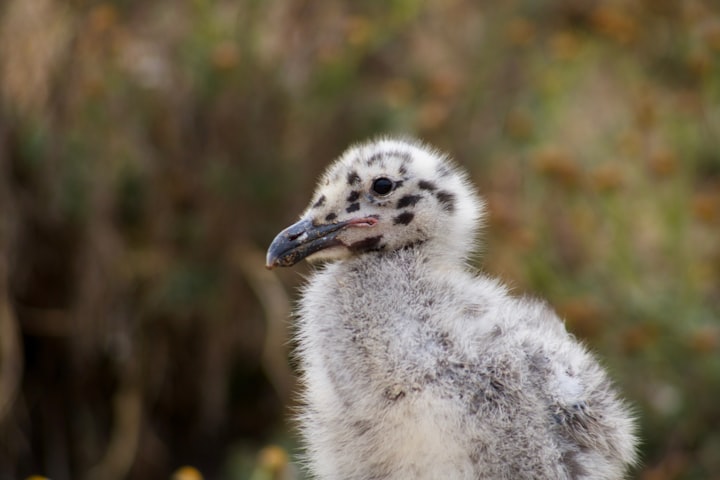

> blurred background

[{"left": 1, "top": 0, "right": 719, "bottom": 479}]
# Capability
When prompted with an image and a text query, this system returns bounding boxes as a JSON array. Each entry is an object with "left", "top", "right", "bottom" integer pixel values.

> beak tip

[
  {"left": 265, "top": 253, "right": 279, "bottom": 270},
  {"left": 266, "top": 216, "right": 347, "bottom": 269}
]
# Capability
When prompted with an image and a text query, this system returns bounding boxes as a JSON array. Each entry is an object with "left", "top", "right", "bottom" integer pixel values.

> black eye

[{"left": 372, "top": 177, "right": 394, "bottom": 195}]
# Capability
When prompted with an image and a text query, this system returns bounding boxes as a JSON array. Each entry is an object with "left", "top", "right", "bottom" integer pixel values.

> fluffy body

[{"left": 271, "top": 138, "right": 637, "bottom": 479}]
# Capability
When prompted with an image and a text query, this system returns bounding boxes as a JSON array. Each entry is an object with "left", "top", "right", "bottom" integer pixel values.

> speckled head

[{"left": 266, "top": 137, "right": 484, "bottom": 268}]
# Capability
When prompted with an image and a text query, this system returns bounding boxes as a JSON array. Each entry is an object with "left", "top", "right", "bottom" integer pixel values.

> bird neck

[{"left": 342, "top": 239, "right": 470, "bottom": 278}]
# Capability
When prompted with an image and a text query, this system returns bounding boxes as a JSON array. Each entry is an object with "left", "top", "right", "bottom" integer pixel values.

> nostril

[{"left": 289, "top": 231, "right": 309, "bottom": 242}]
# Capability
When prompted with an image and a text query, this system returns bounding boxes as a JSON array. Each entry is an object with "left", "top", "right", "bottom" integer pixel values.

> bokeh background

[{"left": 1, "top": 0, "right": 719, "bottom": 479}]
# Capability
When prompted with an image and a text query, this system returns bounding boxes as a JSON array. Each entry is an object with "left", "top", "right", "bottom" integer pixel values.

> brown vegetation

[{"left": 1, "top": 0, "right": 719, "bottom": 478}]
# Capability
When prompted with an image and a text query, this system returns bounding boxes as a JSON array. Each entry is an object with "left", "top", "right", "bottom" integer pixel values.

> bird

[{"left": 265, "top": 137, "right": 637, "bottom": 480}]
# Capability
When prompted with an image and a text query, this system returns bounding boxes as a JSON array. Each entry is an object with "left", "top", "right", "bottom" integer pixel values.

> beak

[{"left": 266, "top": 217, "right": 377, "bottom": 269}]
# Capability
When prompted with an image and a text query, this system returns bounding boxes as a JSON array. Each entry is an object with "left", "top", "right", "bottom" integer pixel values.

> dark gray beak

[
  {"left": 266, "top": 218, "right": 349, "bottom": 269},
  {"left": 266, "top": 216, "right": 379, "bottom": 269}
]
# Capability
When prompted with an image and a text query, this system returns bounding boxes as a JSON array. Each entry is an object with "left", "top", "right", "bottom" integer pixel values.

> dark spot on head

[
  {"left": 347, "top": 171, "right": 360, "bottom": 185},
  {"left": 346, "top": 202, "right": 360, "bottom": 213},
  {"left": 393, "top": 212, "right": 415, "bottom": 225},
  {"left": 325, "top": 212, "right": 337, "bottom": 222},
  {"left": 346, "top": 190, "right": 360, "bottom": 202},
  {"left": 399, "top": 165, "right": 407, "bottom": 175},
  {"left": 437, "top": 165, "right": 451, "bottom": 177},
  {"left": 435, "top": 191, "right": 456, "bottom": 212},
  {"left": 396, "top": 194, "right": 422, "bottom": 209},
  {"left": 312, "top": 195, "right": 326, "bottom": 208},
  {"left": 418, "top": 180, "right": 437, "bottom": 191},
  {"left": 348, "top": 235, "right": 383, "bottom": 253},
  {"left": 367, "top": 153, "right": 384, "bottom": 165},
  {"left": 394, "top": 179, "right": 404, "bottom": 189},
  {"left": 393, "top": 151, "right": 412, "bottom": 162},
  {"left": 368, "top": 150, "right": 411, "bottom": 167}
]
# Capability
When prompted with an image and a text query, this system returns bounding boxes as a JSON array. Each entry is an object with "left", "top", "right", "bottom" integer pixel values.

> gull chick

[{"left": 266, "top": 137, "right": 637, "bottom": 480}]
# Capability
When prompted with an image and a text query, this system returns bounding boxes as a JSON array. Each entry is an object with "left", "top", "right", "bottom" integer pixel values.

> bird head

[{"left": 266, "top": 137, "right": 483, "bottom": 268}]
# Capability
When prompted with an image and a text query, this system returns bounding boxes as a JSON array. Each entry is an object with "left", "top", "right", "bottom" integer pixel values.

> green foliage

[{"left": 1, "top": 0, "right": 719, "bottom": 478}]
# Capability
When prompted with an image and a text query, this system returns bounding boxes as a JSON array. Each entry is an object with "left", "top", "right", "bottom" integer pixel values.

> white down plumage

[{"left": 266, "top": 137, "right": 637, "bottom": 480}]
